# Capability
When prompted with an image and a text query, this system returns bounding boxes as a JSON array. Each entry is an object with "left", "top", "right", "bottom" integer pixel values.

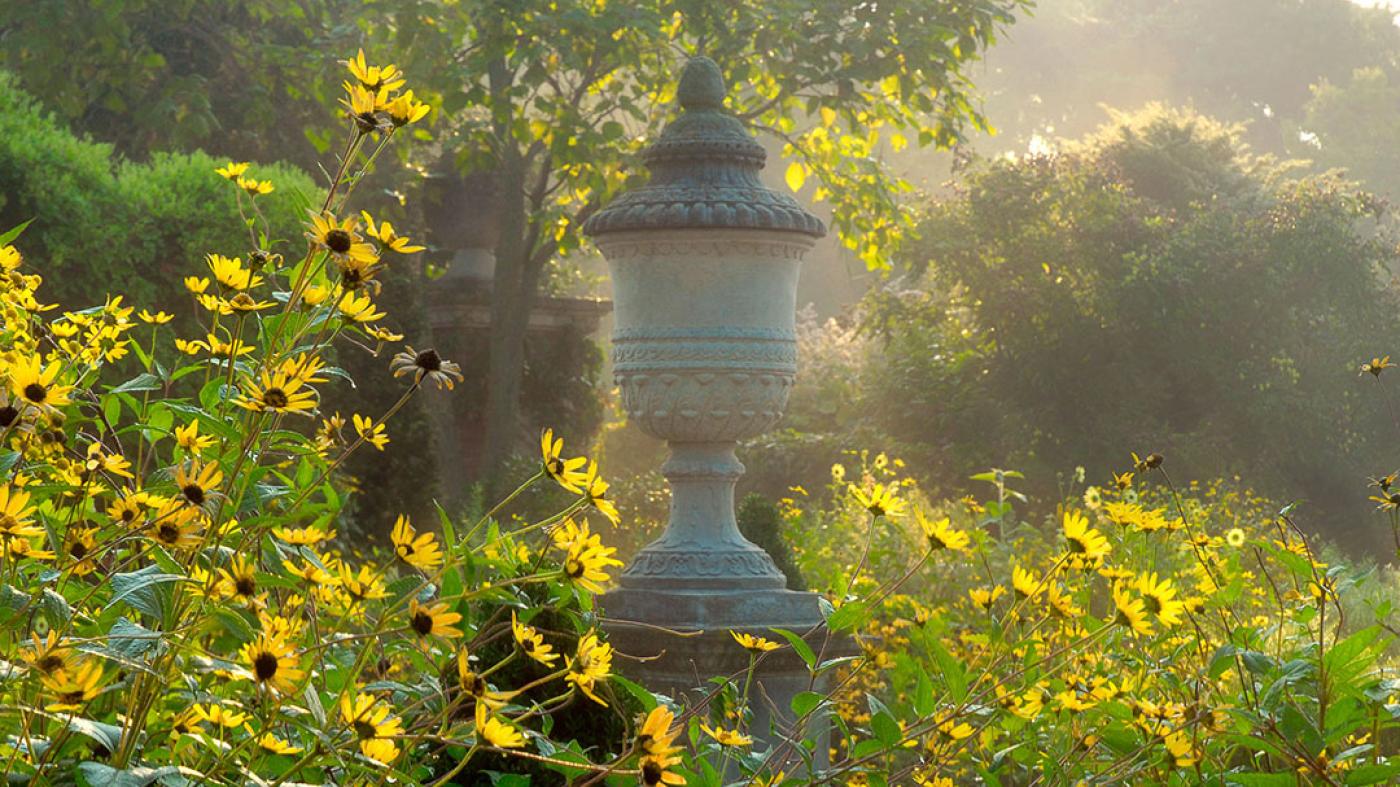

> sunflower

[
  {"left": 0, "top": 483, "right": 41, "bottom": 540},
  {"left": 477, "top": 715, "right": 526, "bottom": 749},
  {"left": 541, "top": 428, "right": 588, "bottom": 493},
  {"left": 580, "top": 462, "right": 620, "bottom": 525},
  {"left": 107, "top": 489, "right": 148, "bottom": 527},
  {"left": 8, "top": 354, "right": 72, "bottom": 411},
  {"left": 218, "top": 555, "right": 263, "bottom": 608},
  {"left": 306, "top": 212, "right": 378, "bottom": 265},
  {"left": 174, "top": 460, "right": 223, "bottom": 507},
  {"left": 1046, "top": 583, "right": 1083, "bottom": 620},
  {"left": 730, "top": 630, "right": 781, "bottom": 653},
  {"left": 511, "top": 612, "right": 559, "bottom": 667},
  {"left": 701, "top": 723, "right": 752, "bottom": 747},
  {"left": 1134, "top": 572, "right": 1185, "bottom": 627},
  {"left": 390, "top": 514, "right": 443, "bottom": 570},
  {"left": 917, "top": 512, "right": 970, "bottom": 552},
  {"left": 234, "top": 369, "right": 317, "bottom": 415},
  {"left": 390, "top": 346, "right": 464, "bottom": 390},
  {"left": 850, "top": 482, "right": 906, "bottom": 519},
  {"left": 340, "top": 692, "right": 404, "bottom": 764},
  {"left": 21, "top": 631, "right": 75, "bottom": 678},
  {"left": 240, "top": 632, "right": 304, "bottom": 695},
  {"left": 560, "top": 534, "right": 623, "bottom": 594},
  {"left": 41, "top": 658, "right": 106, "bottom": 711},
  {"left": 1011, "top": 565, "right": 1041, "bottom": 600},
  {"left": 63, "top": 525, "right": 98, "bottom": 576},
  {"left": 566, "top": 631, "right": 613, "bottom": 707},
  {"left": 407, "top": 599, "right": 463, "bottom": 640},
  {"left": 1062, "top": 509, "right": 1110, "bottom": 566},
  {"left": 1111, "top": 583, "right": 1154, "bottom": 637}
]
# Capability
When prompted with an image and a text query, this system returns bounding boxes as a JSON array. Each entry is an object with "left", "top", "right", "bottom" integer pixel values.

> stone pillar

[{"left": 583, "top": 57, "right": 843, "bottom": 770}]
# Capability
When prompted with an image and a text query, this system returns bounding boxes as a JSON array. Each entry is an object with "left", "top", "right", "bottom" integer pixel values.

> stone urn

[{"left": 584, "top": 56, "right": 839, "bottom": 763}]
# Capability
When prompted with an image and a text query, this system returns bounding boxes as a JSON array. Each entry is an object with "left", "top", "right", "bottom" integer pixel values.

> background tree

[
  {"left": 858, "top": 106, "right": 1400, "bottom": 547},
  {"left": 354, "top": 0, "right": 1029, "bottom": 479}
]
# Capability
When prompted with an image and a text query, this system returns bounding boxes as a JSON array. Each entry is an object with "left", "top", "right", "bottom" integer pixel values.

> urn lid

[{"left": 582, "top": 57, "right": 826, "bottom": 238}]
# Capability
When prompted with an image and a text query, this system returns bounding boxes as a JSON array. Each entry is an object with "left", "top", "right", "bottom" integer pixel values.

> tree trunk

[{"left": 480, "top": 152, "right": 532, "bottom": 485}]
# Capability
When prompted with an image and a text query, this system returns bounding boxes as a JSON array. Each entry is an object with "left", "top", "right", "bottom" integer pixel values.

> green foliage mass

[
  {"left": 737, "top": 493, "right": 806, "bottom": 591},
  {"left": 861, "top": 106, "right": 1400, "bottom": 547},
  {"left": 0, "top": 70, "right": 316, "bottom": 310}
]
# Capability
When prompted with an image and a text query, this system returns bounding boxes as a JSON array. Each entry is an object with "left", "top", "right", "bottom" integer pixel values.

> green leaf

[
  {"left": 110, "top": 373, "right": 162, "bottom": 394},
  {"left": 108, "top": 566, "right": 187, "bottom": 619},
  {"left": 827, "top": 600, "right": 868, "bottom": 633},
  {"left": 1346, "top": 763, "right": 1400, "bottom": 786},
  {"left": 791, "top": 690, "right": 825, "bottom": 719},
  {"left": 0, "top": 218, "right": 34, "bottom": 247},
  {"left": 107, "top": 617, "right": 162, "bottom": 660},
  {"left": 870, "top": 710, "right": 901, "bottom": 746},
  {"left": 1226, "top": 774, "right": 1300, "bottom": 787},
  {"left": 770, "top": 627, "right": 816, "bottom": 669},
  {"left": 0, "top": 450, "right": 20, "bottom": 475}
]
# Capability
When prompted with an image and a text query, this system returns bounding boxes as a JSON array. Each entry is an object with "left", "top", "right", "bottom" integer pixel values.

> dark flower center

[
  {"left": 263, "top": 387, "right": 289, "bottom": 409},
  {"left": 325, "top": 229, "right": 353, "bottom": 254},
  {"left": 1143, "top": 595, "right": 1162, "bottom": 614},
  {"left": 565, "top": 558, "right": 585, "bottom": 579},
  {"left": 69, "top": 540, "right": 88, "bottom": 559},
  {"left": 414, "top": 349, "right": 442, "bottom": 372},
  {"left": 235, "top": 576, "right": 256, "bottom": 597},
  {"left": 253, "top": 652, "right": 279, "bottom": 681},
  {"left": 157, "top": 523, "right": 180, "bottom": 544},
  {"left": 0, "top": 405, "right": 17, "bottom": 426},
  {"left": 183, "top": 484, "right": 205, "bottom": 505},
  {"left": 641, "top": 760, "right": 664, "bottom": 786},
  {"left": 37, "top": 654, "right": 65, "bottom": 674},
  {"left": 23, "top": 383, "right": 46, "bottom": 403},
  {"left": 411, "top": 611, "right": 434, "bottom": 636},
  {"left": 120, "top": 507, "right": 136, "bottom": 523},
  {"left": 354, "top": 719, "right": 377, "bottom": 740}
]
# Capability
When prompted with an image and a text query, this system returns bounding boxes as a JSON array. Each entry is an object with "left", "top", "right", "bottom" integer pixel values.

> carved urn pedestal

[{"left": 584, "top": 57, "right": 845, "bottom": 772}]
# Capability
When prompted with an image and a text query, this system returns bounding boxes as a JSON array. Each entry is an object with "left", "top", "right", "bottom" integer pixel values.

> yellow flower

[
  {"left": 174, "top": 421, "right": 216, "bottom": 454},
  {"left": 199, "top": 703, "right": 249, "bottom": 728},
  {"left": 306, "top": 212, "right": 377, "bottom": 265},
  {"left": 0, "top": 483, "right": 42, "bottom": 540},
  {"left": 9, "top": 355, "right": 71, "bottom": 410},
  {"left": 541, "top": 427, "right": 588, "bottom": 493},
  {"left": 339, "top": 563, "right": 388, "bottom": 604},
  {"left": 1046, "top": 582, "right": 1082, "bottom": 619},
  {"left": 361, "top": 211, "right": 425, "bottom": 253},
  {"left": 477, "top": 715, "right": 526, "bottom": 749},
  {"left": 183, "top": 275, "right": 210, "bottom": 294},
  {"left": 345, "top": 49, "right": 405, "bottom": 93},
  {"left": 390, "top": 346, "right": 464, "bottom": 390},
  {"left": 41, "top": 658, "right": 106, "bottom": 711},
  {"left": 1134, "top": 572, "right": 1185, "bottom": 627},
  {"left": 391, "top": 515, "right": 443, "bottom": 571},
  {"left": 580, "top": 461, "right": 620, "bottom": 525},
  {"left": 408, "top": 599, "right": 464, "bottom": 639},
  {"left": 343, "top": 413, "right": 389, "bottom": 452},
  {"left": 236, "top": 177, "right": 274, "bottom": 196},
  {"left": 106, "top": 489, "right": 148, "bottom": 527},
  {"left": 138, "top": 309, "right": 173, "bottom": 324},
  {"left": 1226, "top": 527, "right": 1246, "bottom": 547},
  {"left": 1163, "top": 729, "right": 1197, "bottom": 767},
  {"left": 637, "top": 705, "right": 682, "bottom": 759},
  {"left": 566, "top": 631, "right": 613, "bottom": 706},
  {"left": 1062, "top": 508, "right": 1110, "bottom": 566},
  {"left": 1011, "top": 565, "right": 1040, "bottom": 600},
  {"left": 218, "top": 555, "right": 263, "bottom": 608},
  {"left": 640, "top": 753, "right": 687, "bottom": 786},
  {"left": 240, "top": 632, "right": 304, "bottom": 695},
  {"left": 557, "top": 525, "right": 623, "bottom": 594},
  {"left": 337, "top": 290, "right": 385, "bottom": 323},
  {"left": 175, "top": 460, "right": 223, "bottom": 507},
  {"left": 228, "top": 292, "right": 275, "bottom": 312},
  {"left": 254, "top": 731, "right": 302, "bottom": 755},
  {"left": 207, "top": 254, "right": 263, "bottom": 291},
  {"left": 969, "top": 585, "right": 1005, "bottom": 610},
  {"left": 1362, "top": 355, "right": 1394, "bottom": 377},
  {"left": 850, "top": 482, "right": 906, "bottom": 519},
  {"left": 146, "top": 500, "right": 205, "bottom": 549},
  {"left": 1111, "top": 583, "right": 1154, "bottom": 637},
  {"left": 512, "top": 611, "right": 559, "bottom": 667},
  {"left": 272, "top": 525, "right": 337, "bottom": 546},
  {"left": 385, "top": 89, "right": 430, "bottom": 127},
  {"left": 701, "top": 723, "right": 752, "bottom": 747},
  {"left": 917, "top": 512, "right": 970, "bottom": 552},
  {"left": 340, "top": 692, "right": 404, "bottom": 764},
  {"left": 730, "top": 630, "right": 781, "bottom": 653},
  {"left": 234, "top": 369, "right": 318, "bottom": 415},
  {"left": 1082, "top": 485, "right": 1102, "bottom": 510},
  {"left": 215, "top": 161, "right": 250, "bottom": 180}
]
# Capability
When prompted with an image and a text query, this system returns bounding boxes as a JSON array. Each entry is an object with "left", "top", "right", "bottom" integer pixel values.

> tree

[
  {"left": 867, "top": 106, "right": 1400, "bottom": 546},
  {"left": 1296, "top": 67, "right": 1400, "bottom": 198},
  {"left": 355, "top": 0, "right": 1029, "bottom": 477}
]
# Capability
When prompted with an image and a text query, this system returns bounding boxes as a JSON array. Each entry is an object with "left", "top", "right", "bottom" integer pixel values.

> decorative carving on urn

[{"left": 583, "top": 57, "right": 825, "bottom": 594}]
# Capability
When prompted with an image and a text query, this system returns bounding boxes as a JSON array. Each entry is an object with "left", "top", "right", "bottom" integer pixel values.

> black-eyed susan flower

[
  {"left": 700, "top": 723, "right": 752, "bottom": 747},
  {"left": 390, "top": 346, "right": 463, "bottom": 389},
  {"left": 228, "top": 292, "right": 275, "bottom": 312},
  {"left": 637, "top": 705, "right": 682, "bottom": 761},
  {"left": 407, "top": 598, "right": 463, "bottom": 640},
  {"left": 307, "top": 213, "right": 377, "bottom": 265},
  {"left": 234, "top": 370, "right": 317, "bottom": 415},
  {"left": 1134, "top": 572, "right": 1185, "bottom": 627},
  {"left": 200, "top": 703, "right": 249, "bottom": 729},
  {"left": 41, "top": 658, "right": 106, "bottom": 711},
  {"left": 340, "top": 691, "right": 404, "bottom": 764},
  {"left": 541, "top": 427, "right": 588, "bottom": 493},
  {"left": 559, "top": 533, "right": 623, "bottom": 594},
  {"left": 336, "top": 290, "right": 385, "bottom": 323},
  {"left": 511, "top": 612, "right": 558, "bottom": 666},
  {"left": 207, "top": 254, "right": 263, "bottom": 291},
  {"left": 1062, "top": 509, "right": 1110, "bottom": 566},
  {"left": 174, "top": 421, "right": 215, "bottom": 455},
  {"left": 338, "top": 564, "right": 388, "bottom": 604},
  {"left": 218, "top": 555, "right": 263, "bottom": 608},
  {"left": 1225, "top": 527, "right": 1246, "bottom": 547},
  {"left": 175, "top": 461, "right": 223, "bottom": 507},
  {"left": 62, "top": 525, "right": 97, "bottom": 576},
  {"left": 106, "top": 489, "right": 148, "bottom": 527},
  {"left": 1111, "top": 583, "right": 1154, "bottom": 637},
  {"left": 344, "top": 84, "right": 389, "bottom": 133},
  {"left": 1011, "top": 565, "right": 1040, "bottom": 600},
  {"left": 345, "top": 49, "right": 405, "bottom": 93},
  {"left": 730, "top": 630, "right": 781, "bottom": 653},
  {"left": 353, "top": 413, "right": 389, "bottom": 451},
  {"left": 566, "top": 631, "right": 613, "bottom": 706},
  {"left": 0, "top": 483, "right": 41, "bottom": 541},
  {"left": 20, "top": 631, "right": 74, "bottom": 678},
  {"left": 1046, "top": 582, "right": 1082, "bottom": 620},
  {"left": 390, "top": 514, "right": 443, "bottom": 570},
  {"left": 147, "top": 501, "right": 204, "bottom": 550},
  {"left": 9, "top": 354, "right": 71, "bottom": 411},
  {"left": 167, "top": 706, "right": 207, "bottom": 742},
  {"left": 240, "top": 632, "right": 304, "bottom": 695},
  {"left": 361, "top": 212, "right": 425, "bottom": 253},
  {"left": 917, "top": 512, "right": 970, "bottom": 552},
  {"left": 579, "top": 462, "right": 620, "bottom": 525},
  {"left": 477, "top": 715, "right": 526, "bottom": 749},
  {"left": 850, "top": 482, "right": 906, "bottom": 519},
  {"left": 640, "top": 752, "right": 686, "bottom": 786}
]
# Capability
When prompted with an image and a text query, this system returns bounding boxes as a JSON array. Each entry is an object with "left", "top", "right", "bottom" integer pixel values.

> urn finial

[{"left": 676, "top": 56, "right": 726, "bottom": 111}]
